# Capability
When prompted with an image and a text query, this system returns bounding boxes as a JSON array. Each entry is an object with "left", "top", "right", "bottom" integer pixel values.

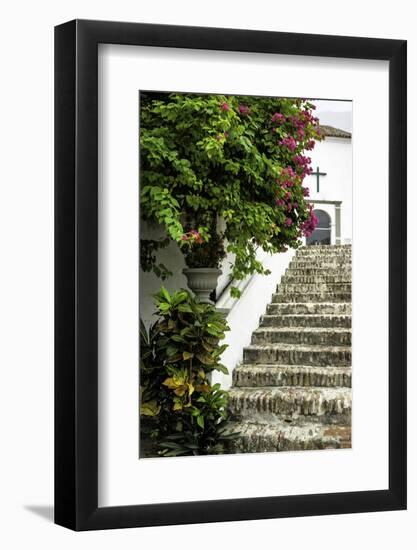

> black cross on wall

[{"left": 311, "top": 166, "right": 327, "bottom": 193}]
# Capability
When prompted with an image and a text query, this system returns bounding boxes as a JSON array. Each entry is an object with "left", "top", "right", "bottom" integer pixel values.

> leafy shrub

[
  {"left": 140, "top": 92, "right": 322, "bottom": 295},
  {"left": 140, "top": 287, "right": 238, "bottom": 456}
]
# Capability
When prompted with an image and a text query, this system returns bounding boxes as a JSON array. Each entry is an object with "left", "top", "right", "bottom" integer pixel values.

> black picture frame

[{"left": 55, "top": 19, "right": 407, "bottom": 531}]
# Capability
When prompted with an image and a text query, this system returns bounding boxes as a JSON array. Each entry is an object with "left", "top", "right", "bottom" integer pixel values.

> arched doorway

[{"left": 307, "top": 209, "right": 331, "bottom": 245}]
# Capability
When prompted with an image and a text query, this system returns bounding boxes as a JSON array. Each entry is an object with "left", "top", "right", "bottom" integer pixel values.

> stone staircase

[{"left": 226, "top": 244, "right": 352, "bottom": 453}]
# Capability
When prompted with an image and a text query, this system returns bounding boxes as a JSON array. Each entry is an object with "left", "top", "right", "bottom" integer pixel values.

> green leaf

[
  {"left": 160, "top": 286, "right": 171, "bottom": 303},
  {"left": 177, "top": 303, "right": 193, "bottom": 313},
  {"left": 196, "top": 353, "right": 215, "bottom": 365},
  {"left": 196, "top": 415, "right": 205, "bottom": 429},
  {"left": 215, "top": 364, "right": 229, "bottom": 375}
]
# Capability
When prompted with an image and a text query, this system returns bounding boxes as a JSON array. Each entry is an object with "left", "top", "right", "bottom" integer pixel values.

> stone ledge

[
  {"left": 228, "top": 386, "right": 352, "bottom": 424},
  {"left": 243, "top": 343, "right": 351, "bottom": 366},
  {"left": 252, "top": 327, "right": 351, "bottom": 346},
  {"left": 281, "top": 274, "right": 351, "bottom": 284},
  {"left": 233, "top": 364, "right": 352, "bottom": 388},
  {"left": 272, "top": 292, "right": 351, "bottom": 303},
  {"left": 266, "top": 302, "right": 352, "bottom": 315},
  {"left": 277, "top": 282, "right": 352, "bottom": 293},
  {"left": 260, "top": 314, "right": 351, "bottom": 328},
  {"left": 225, "top": 421, "right": 352, "bottom": 453}
]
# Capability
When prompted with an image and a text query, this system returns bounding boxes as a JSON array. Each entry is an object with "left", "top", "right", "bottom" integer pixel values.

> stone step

[
  {"left": 276, "top": 283, "right": 352, "bottom": 294},
  {"left": 299, "top": 245, "right": 351, "bottom": 251},
  {"left": 266, "top": 302, "right": 352, "bottom": 315},
  {"left": 281, "top": 273, "right": 351, "bottom": 284},
  {"left": 225, "top": 421, "right": 352, "bottom": 453},
  {"left": 243, "top": 344, "right": 351, "bottom": 366},
  {"left": 233, "top": 365, "right": 352, "bottom": 388},
  {"left": 294, "top": 255, "right": 351, "bottom": 263},
  {"left": 296, "top": 250, "right": 351, "bottom": 258},
  {"left": 289, "top": 260, "right": 352, "bottom": 270},
  {"left": 297, "top": 247, "right": 351, "bottom": 254},
  {"left": 252, "top": 327, "right": 351, "bottom": 346},
  {"left": 228, "top": 386, "right": 352, "bottom": 424},
  {"left": 272, "top": 291, "right": 351, "bottom": 303},
  {"left": 296, "top": 245, "right": 351, "bottom": 254},
  {"left": 260, "top": 314, "right": 351, "bottom": 328},
  {"left": 285, "top": 267, "right": 352, "bottom": 276}
]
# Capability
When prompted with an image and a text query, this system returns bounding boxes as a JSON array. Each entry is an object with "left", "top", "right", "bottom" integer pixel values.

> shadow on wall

[{"left": 24, "top": 505, "right": 54, "bottom": 523}]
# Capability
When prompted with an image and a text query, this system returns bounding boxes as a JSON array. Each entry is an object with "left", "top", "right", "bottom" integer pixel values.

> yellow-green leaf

[
  {"left": 162, "top": 377, "right": 176, "bottom": 389},
  {"left": 140, "top": 400, "right": 161, "bottom": 417}
]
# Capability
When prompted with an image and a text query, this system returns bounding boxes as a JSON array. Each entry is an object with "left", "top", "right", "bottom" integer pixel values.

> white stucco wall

[
  {"left": 212, "top": 247, "right": 297, "bottom": 389},
  {"left": 305, "top": 136, "right": 353, "bottom": 244}
]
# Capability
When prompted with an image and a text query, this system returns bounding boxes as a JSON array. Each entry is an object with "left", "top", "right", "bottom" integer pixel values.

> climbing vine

[{"left": 140, "top": 92, "right": 322, "bottom": 296}]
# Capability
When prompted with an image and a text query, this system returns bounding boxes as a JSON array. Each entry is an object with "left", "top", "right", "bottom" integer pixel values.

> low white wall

[{"left": 212, "top": 247, "right": 296, "bottom": 389}]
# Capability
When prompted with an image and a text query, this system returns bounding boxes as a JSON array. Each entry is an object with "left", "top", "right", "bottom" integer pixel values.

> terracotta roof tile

[{"left": 319, "top": 125, "right": 351, "bottom": 139}]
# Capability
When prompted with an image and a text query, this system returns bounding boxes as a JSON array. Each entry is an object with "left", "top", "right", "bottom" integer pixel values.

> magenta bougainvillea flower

[
  {"left": 280, "top": 136, "right": 297, "bottom": 151},
  {"left": 181, "top": 230, "right": 204, "bottom": 244},
  {"left": 293, "top": 154, "right": 310, "bottom": 166},
  {"left": 271, "top": 112, "right": 285, "bottom": 124},
  {"left": 238, "top": 104, "right": 250, "bottom": 115},
  {"left": 282, "top": 166, "right": 296, "bottom": 178},
  {"left": 220, "top": 102, "right": 230, "bottom": 112},
  {"left": 293, "top": 154, "right": 313, "bottom": 177},
  {"left": 289, "top": 115, "right": 306, "bottom": 129},
  {"left": 300, "top": 212, "right": 318, "bottom": 237}
]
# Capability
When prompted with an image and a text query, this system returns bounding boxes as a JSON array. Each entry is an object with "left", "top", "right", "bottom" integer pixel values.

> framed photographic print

[{"left": 55, "top": 20, "right": 407, "bottom": 530}]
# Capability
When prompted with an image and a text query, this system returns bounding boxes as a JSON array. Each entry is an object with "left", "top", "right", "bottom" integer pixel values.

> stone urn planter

[{"left": 182, "top": 268, "right": 222, "bottom": 304}]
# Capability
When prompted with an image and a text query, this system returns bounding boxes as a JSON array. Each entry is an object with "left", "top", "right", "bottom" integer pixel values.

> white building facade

[{"left": 303, "top": 125, "right": 352, "bottom": 246}]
